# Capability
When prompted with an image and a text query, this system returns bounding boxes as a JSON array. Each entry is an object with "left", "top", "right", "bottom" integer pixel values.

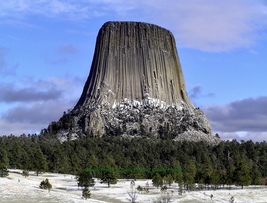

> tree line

[{"left": 1, "top": 133, "right": 267, "bottom": 189}]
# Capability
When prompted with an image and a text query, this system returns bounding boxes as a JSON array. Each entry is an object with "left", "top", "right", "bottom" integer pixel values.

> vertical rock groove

[
  {"left": 75, "top": 21, "right": 193, "bottom": 109},
  {"left": 54, "top": 21, "right": 217, "bottom": 143}
]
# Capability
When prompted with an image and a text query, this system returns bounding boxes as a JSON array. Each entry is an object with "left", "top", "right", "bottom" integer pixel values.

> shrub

[
  {"left": 39, "top": 178, "right": 52, "bottom": 192},
  {"left": 0, "top": 167, "right": 8, "bottom": 177},
  {"left": 82, "top": 187, "right": 91, "bottom": 199},
  {"left": 127, "top": 189, "right": 138, "bottom": 203},
  {"left": 22, "top": 170, "right": 29, "bottom": 178},
  {"left": 153, "top": 192, "right": 172, "bottom": 203},
  {"left": 161, "top": 185, "right": 167, "bottom": 193},
  {"left": 136, "top": 185, "right": 143, "bottom": 192}
]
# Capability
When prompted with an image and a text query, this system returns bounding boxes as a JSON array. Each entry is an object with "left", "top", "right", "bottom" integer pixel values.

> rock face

[{"left": 53, "top": 21, "right": 218, "bottom": 143}]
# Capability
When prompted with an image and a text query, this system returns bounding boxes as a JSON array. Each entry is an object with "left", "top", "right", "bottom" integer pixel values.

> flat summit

[{"left": 49, "top": 21, "right": 218, "bottom": 143}]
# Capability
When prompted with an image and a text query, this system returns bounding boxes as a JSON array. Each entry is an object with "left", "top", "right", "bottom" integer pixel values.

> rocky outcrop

[{"left": 52, "top": 21, "right": 219, "bottom": 144}]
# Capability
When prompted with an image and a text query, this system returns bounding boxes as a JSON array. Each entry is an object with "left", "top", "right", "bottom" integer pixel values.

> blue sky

[{"left": 0, "top": 0, "right": 267, "bottom": 141}]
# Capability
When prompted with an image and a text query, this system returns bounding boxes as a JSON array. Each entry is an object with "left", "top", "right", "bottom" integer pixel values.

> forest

[{"left": 1, "top": 132, "right": 267, "bottom": 190}]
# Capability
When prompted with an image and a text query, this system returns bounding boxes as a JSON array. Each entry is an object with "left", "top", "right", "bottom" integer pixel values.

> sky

[{"left": 0, "top": 0, "right": 267, "bottom": 141}]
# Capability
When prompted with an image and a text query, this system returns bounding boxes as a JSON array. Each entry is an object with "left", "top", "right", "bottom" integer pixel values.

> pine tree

[
  {"left": 234, "top": 155, "right": 251, "bottom": 189},
  {"left": 202, "top": 155, "right": 213, "bottom": 188},
  {"left": 210, "top": 169, "right": 220, "bottom": 189},
  {"left": 99, "top": 156, "right": 119, "bottom": 187},
  {"left": 251, "top": 162, "right": 261, "bottom": 185},
  {"left": 86, "top": 154, "right": 99, "bottom": 177},
  {"left": 9, "top": 141, "right": 23, "bottom": 168},
  {"left": 77, "top": 170, "right": 95, "bottom": 188},
  {"left": 21, "top": 149, "right": 31, "bottom": 171},
  {"left": 52, "top": 147, "right": 70, "bottom": 173},
  {"left": 0, "top": 148, "right": 9, "bottom": 177},
  {"left": 183, "top": 159, "right": 196, "bottom": 190},
  {"left": 69, "top": 152, "right": 81, "bottom": 174},
  {"left": 164, "top": 174, "right": 173, "bottom": 187},
  {"left": 172, "top": 160, "right": 183, "bottom": 192},
  {"left": 152, "top": 173, "right": 163, "bottom": 188},
  {"left": 32, "top": 146, "right": 48, "bottom": 176},
  {"left": 82, "top": 187, "right": 91, "bottom": 199}
]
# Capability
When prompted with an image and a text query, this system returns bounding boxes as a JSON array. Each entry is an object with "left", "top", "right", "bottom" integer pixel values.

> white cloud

[
  {"left": 0, "top": 0, "right": 137, "bottom": 19},
  {"left": 1, "top": 0, "right": 266, "bottom": 51},
  {"left": 58, "top": 44, "right": 78, "bottom": 54},
  {"left": 155, "top": 0, "right": 267, "bottom": 51},
  {"left": 204, "top": 96, "right": 267, "bottom": 141},
  {"left": 0, "top": 118, "right": 43, "bottom": 135},
  {"left": 0, "top": 76, "right": 82, "bottom": 135},
  {"left": 216, "top": 131, "right": 267, "bottom": 142}
]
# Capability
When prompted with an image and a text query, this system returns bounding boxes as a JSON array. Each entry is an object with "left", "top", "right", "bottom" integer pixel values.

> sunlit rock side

[{"left": 52, "top": 21, "right": 219, "bottom": 144}]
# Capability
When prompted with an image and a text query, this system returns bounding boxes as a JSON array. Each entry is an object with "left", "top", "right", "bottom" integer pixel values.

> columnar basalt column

[{"left": 53, "top": 21, "right": 217, "bottom": 143}]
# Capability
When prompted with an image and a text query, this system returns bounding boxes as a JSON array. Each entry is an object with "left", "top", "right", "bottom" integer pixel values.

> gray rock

[{"left": 53, "top": 21, "right": 219, "bottom": 144}]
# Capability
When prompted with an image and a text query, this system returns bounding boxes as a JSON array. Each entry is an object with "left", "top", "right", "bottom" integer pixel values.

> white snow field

[{"left": 1, "top": 170, "right": 267, "bottom": 203}]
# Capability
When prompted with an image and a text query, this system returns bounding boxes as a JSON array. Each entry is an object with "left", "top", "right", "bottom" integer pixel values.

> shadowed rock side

[
  {"left": 75, "top": 21, "right": 193, "bottom": 109},
  {"left": 52, "top": 21, "right": 219, "bottom": 144}
]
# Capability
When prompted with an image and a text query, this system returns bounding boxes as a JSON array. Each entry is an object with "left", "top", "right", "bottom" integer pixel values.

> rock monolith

[{"left": 50, "top": 21, "right": 218, "bottom": 143}]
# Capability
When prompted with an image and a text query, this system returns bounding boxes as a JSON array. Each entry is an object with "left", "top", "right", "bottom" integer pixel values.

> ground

[{"left": 0, "top": 170, "right": 267, "bottom": 203}]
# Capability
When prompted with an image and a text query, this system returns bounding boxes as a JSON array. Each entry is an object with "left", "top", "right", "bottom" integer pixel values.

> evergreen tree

[
  {"left": 76, "top": 170, "right": 95, "bottom": 188},
  {"left": 250, "top": 162, "right": 261, "bottom": 185},
  {"left": 32, "top": 146, "right": 48, "bottom": 176},
  {"left": 172, "top": 160, "right": 183, "bottom": 187},
  {"left": 210, "top": 169, "right": 220, "bottom": 189},
  {"left": 183, "top": 159, "right": 196, "bottom": 190},
  {"left": 86, "top": 154, "right": 99, "bottom": 177},
  {"left": 82, "top": 187, "right": 91, "bottom": 199},
  {"left": 202, "top": 155, "right": 213, "bottom": 187},
  {"left": 219, "top": 169, "right": 227, "bottom": 188},
  {"left": 20, "top": 149, "right": 31, "bottom": 170},
  {"left": 0, "top": 166, "right": 8, "bottom": 177},
  {"left": 128, "top": 162, "right": 144, "bottom": 180},
  {"left": 69, "top": 152, "right": 81, "bottom": 174},
  {"left": 152, "top": 173, "right": 163, "bottom": 188},
  {"left": 51, "top": 147, "right": 70, "bottom": 173},
  {"left": 164, "top": 174, "right": 173, "bottom": 187},
  {"left": 0, "top": 148, "right": 9, "bottom": 177},
  {"left": 99, "top": 156, "right": 119, "bottom": 187},
  {"left": 234, "top": 155, "right": 251, "bottom": 189}
]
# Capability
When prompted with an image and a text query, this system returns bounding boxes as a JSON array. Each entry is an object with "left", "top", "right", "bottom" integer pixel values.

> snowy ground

[{"left": 1, "top": 170, "right": 267, "bottom": 203}]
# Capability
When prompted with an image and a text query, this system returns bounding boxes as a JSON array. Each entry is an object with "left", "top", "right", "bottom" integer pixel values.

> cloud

[
  {"left": 0, "top": 76, "right": 75, "bottom": 103},
  {"left": 58, "top": 44, "right": 78, "bottom": 54},
  {"left": 0, "top": 46, "right": 18, "bottom": 76},
  {"left": 214, "top": 131, "right": 267, "bottom": 142},
  {"left": 0, "top": 118, "right": 44, "bottom": 135},
  {"left": 44, "top": 44, "right": 78, "bottom": 65},
  {"left": 204, "top": 96, "right": 267, "bottom": 133},
  {"left": 2, "top": 100, "right": 70, "bottom": 124},
  {"left": 0, "top": 0, "right": 109, "bottom": 20},
  {"left": 0, "top": 96, "right": 77, "bottom": 136},
  {"left": 189, "top": 86, "right": 202, "bottom": 99},
  {"left": 1, "top": 0, "right": 266, "bottom": 51},
  {"left": 189, "top": 85, "right": 215, "bottom": 100},
  {"left": 0, "top": 77, "right": 82, "bottom": 104},
  {"left": 156, "top": 0, "right": 267, "bottom": 51},
  {"left": 0, "top": 84, "right": 62, "bottom": 103},
  {"left": 0, "top": 76, "right": 82, "bottom": 135},
  {"left": 0, "top": 98, "right": 75, "bottom": 135}
]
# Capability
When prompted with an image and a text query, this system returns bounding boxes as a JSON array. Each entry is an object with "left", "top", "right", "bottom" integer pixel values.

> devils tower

[{"left": 50, "top": 21, "right": 218, "bottom": 143}]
